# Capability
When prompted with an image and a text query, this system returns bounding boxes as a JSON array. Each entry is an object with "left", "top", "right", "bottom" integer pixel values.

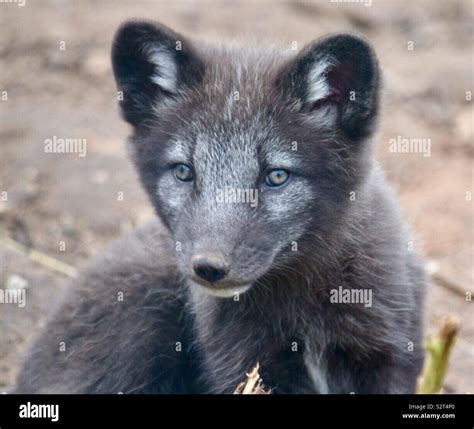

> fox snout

[
  {"left": 191, "top": 254, "right": 230, "bottom": 284},
  {"left": 187, "top": 252, "right": 253, "bottom": 298}
]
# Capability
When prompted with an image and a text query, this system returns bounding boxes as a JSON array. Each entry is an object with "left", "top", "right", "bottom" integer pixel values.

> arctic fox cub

[{"left": 16, "top": 20, "right": 426, "bottom": 394}]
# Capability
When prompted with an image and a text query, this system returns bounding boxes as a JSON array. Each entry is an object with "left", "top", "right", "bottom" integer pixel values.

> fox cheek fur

[{"left": 15, "top": 20, "right": 425, "bottom": 394}]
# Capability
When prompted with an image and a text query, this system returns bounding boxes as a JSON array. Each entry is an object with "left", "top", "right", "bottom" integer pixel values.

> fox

[{"left": 15, "top": 20, "right": 426, "bottom": 394}]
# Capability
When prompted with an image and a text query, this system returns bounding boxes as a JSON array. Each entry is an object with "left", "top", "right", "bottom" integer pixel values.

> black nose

[{"left": 192, "top": 257, "right": 229, "bottom": 283}]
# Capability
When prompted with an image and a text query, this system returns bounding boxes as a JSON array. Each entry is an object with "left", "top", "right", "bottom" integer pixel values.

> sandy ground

[{"left": 0, "top": 0, "right": 472, "bottom": 392}]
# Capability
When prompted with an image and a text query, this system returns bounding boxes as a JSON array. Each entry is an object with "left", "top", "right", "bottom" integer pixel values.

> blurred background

[{"left": 0, "top": 0, "right": 472, "bottom": 392}]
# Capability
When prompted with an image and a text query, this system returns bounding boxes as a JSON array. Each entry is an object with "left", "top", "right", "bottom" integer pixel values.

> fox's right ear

[{"left": 112, "top": 20, "right": 204, "bottom": 127}]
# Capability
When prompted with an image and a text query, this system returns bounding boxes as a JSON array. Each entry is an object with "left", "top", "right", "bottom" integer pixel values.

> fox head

[{"left": 112, "top": 20, "right": 380, "bottom": 297}]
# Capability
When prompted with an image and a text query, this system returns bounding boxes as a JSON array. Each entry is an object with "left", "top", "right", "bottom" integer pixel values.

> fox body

[{"left": 16, "top": 21, "right": 425, "bottom": 394}]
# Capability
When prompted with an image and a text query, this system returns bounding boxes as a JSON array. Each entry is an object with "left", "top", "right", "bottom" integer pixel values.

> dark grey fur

[{"left": 15, "top": 21, "right": 426, "bottom": 394}]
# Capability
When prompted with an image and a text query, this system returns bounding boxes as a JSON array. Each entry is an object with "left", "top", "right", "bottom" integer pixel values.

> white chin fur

[{"left": 187, "top": 279, "right": 251, "bottom": 298}]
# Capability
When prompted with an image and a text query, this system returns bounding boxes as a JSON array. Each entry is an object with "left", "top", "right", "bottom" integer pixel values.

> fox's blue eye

[
  {"left": 174, "top": 164, "right": 193, "bottom": 182},
  {"left": 265, "top": 169, "right": 290, "bottom": 188}
]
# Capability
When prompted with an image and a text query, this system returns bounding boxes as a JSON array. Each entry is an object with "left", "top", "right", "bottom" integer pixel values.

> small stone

[
  {"left": 6, "top": 275, "right": 28, "bottom": 290},
  {"left": 83, "top": 51, "right": 110, "bottom": 77},
  {"left": 91, "top": 169, "right": 109, "bottom": 184},
  {"left": 454, "top": 108, "right": 473, "bottom": 144}
]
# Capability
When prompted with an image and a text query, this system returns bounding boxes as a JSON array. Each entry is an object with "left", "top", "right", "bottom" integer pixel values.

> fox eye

[
  {"left": 265, "top": 169, "right": 290, "bottom": 188},
  {"left": 174, "top": 164, "right": 193, "bottom": 182}
]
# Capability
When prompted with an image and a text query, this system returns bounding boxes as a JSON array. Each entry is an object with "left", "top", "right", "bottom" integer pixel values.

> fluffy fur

[{"left": 15, "top": 20, "right": 426, "bottom": 394}]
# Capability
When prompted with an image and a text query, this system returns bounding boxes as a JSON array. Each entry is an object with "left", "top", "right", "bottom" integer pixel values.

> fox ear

[
  {"left": 112, "top": 20, "right": 204, "bottom": 127},
  {"left": 278, "top": 34, "right": 380, "bottom": 140}
]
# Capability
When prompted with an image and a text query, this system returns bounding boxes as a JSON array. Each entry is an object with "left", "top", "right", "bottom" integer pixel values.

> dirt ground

[{"left": 0, "top": 0, "right": 472, "bottom": 392}]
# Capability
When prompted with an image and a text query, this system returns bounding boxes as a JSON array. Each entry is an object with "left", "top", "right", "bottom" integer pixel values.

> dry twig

[
  {"left": 234, "top": 363, "right": 271, "bottom": 394},
  {"left": 416, "top": 315, "right": 461, "bottom": 394}
]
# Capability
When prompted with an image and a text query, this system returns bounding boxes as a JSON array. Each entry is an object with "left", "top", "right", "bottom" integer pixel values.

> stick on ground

[
  {"left": 234, "top": 363, "right": 271, "bottom": 394},
  {"left": 416, "top": 315, "right": 461, "bottom": 394}
]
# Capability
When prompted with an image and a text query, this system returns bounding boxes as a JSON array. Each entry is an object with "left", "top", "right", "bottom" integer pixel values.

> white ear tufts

[
  {"left": 306, "top": 60, "right": 334, "bottom": 104},
  {"left": 146, "top": 46, "right": 178, "bottom": 93}
]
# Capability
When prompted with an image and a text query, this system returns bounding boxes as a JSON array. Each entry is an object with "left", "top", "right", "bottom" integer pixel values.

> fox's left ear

[{"left": 277, "top": 34, "right": 380, "bottom": 140}]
